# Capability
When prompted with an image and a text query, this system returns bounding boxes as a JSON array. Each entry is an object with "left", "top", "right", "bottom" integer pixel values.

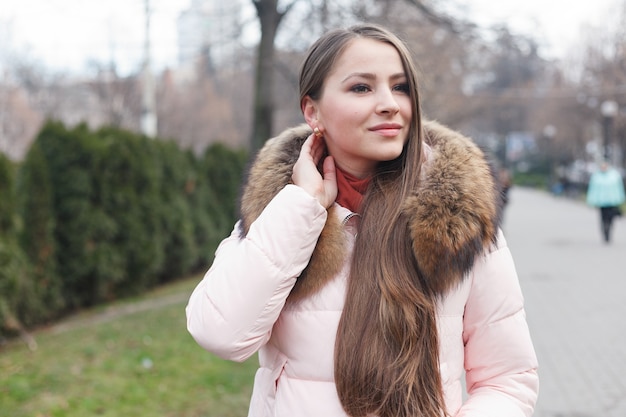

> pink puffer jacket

[{"left": 186, "top": 187, "right": 538, "bottom": 417}]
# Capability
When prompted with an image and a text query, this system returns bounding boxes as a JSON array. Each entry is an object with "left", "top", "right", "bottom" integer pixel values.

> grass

[{"left": 0, "top": 275, "right": 258, "bottom": 417}]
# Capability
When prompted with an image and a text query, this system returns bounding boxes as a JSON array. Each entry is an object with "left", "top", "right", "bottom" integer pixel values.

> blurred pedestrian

[
  {"left": 586, "top": 161, "right": 625, "bottom": 243},
  {"left": 499, "top": 167, "right": 512, "bottom": 206}
]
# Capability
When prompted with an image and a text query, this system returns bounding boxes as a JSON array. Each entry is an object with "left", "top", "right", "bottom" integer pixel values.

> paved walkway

[{"left": 503, "top": 187, "right": 626, "bottom": 417}]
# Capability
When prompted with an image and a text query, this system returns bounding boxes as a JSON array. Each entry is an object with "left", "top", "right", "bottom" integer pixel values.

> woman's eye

[
  {"left": 393, "top": 83, "right": 410, "bottom": 94},
  {"left": 350, "top": 84, "right": 370, "bottom": 93}
]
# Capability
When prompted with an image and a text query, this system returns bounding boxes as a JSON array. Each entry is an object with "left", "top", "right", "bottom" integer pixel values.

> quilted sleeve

[
  {"left": 186, "top": 184, "right": 327, "bottom": 362},
  {"left": 457, "top": 231, "right": 539, "bottom": 417}
]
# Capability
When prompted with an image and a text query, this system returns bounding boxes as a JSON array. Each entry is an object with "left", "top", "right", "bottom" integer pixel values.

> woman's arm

[
  {"left": 458, "top": 232, "right": 539, "bottom": 417},
  {"left": 186, "top": 184, "right": 327, "bottom": 362}
]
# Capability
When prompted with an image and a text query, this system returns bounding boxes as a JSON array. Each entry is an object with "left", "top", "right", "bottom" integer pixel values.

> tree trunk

[{"left": 250, "top": 0, "right": 284, "bottom": 152}]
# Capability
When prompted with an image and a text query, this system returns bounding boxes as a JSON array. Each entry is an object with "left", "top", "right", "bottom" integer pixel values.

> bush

[
  {"left": 0, "top": 153, "right": 16, "bottom": 234},
  {"left": 93, "top": 127, "right": 165, "bottom": 297},
  {"left": 185, "top": 144, "right": 248, "bottom": 267},
  {"left": 0, "top": 239, "right": 38, "bottom": 337},
  {"left": 153, "top": 140, "right": 197, "bottom": 281},
  {"left": 203, "top": 143, "right": 248, "bottom": 223},
  {"left": 0, "top": 153, "right": 44, "bottom": 337},
  {"left": 16, "top": 142, "right": 64, "bottom": 319},
  {"left": 10, "top": 120, "right": 249, "bottom": 331},
  {"left": 33, "top": 121, "right": 108, "bottom": 308}
]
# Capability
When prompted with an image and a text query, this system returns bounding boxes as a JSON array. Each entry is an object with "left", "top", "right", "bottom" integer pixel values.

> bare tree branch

[{"left": 402, "top": 0, "right": 462, "bottom": 34}]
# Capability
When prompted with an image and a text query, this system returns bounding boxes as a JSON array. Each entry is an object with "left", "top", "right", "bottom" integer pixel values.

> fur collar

[{"left": 238, "top": 121, "right": 503, "bottom": 301}]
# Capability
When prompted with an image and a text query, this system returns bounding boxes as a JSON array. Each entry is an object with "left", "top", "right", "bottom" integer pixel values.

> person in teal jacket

[{"left": 586, "top": 161, "right": 625, "bottom": 242}]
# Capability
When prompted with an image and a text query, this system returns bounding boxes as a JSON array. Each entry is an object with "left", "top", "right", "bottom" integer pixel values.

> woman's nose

[{"left": 376, "top": 89, "right": 400, "bottom": 114}]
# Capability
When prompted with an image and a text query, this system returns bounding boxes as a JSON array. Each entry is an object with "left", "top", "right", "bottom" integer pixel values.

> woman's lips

[{"left": 370, "top": 124, "right": 403, "bottom": 137}]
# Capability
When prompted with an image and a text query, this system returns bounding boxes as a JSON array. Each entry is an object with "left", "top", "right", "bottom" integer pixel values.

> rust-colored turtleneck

[{"left": 334, "top": 166, "right": 370, "bottom": 213}]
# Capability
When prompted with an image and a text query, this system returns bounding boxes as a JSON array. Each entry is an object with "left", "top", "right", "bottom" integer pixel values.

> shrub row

[{"left": 0, "top": 121, "right": 248, "bottom": 338}]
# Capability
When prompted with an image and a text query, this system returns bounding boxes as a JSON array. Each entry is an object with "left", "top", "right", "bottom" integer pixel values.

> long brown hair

[{"left": 299, "top": 24, "right": 447, "bottom": 417}]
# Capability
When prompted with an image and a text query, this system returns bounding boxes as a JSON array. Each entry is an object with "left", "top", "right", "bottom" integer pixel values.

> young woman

[{"left": 186, "top": 23, "right": 538, "bottom": 417}]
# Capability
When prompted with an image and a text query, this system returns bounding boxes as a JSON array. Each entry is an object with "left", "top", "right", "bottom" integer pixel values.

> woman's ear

[{"left": 301, "top": 96, "right": 318, "bottom": 128}]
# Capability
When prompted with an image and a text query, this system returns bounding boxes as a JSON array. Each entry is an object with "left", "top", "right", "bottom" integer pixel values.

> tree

[
  {"left": 17, "top": 141, "right": 65, "bottom": 318},
  {"left": 157, "top": 63, "right": 240, "bottom": 154},
  {"left": 86, "top": 62, "right": 142, "bottom": 131},
  {"left": 575, "top": 3, "right": 626, "bottom": 167},
  {"left": 472, "top": 27, "right": 546, "bottom": 136},
  {"left": 0, "top": 151, "right": 42, "bottom": 345},
  {"left": 250, "top": 0, "right": 299, "bottom": 151},
  {"left": 0, "top": 82, "right": 43, "bottom": 161}
]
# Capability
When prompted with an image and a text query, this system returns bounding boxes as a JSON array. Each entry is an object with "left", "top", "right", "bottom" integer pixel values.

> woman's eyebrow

[
  {"left": 341, "top": 72, "right": 406, "bottom": 82},
  {"left": 390, "top": 72, "right": 407, "bottom": 80},
  {"left": 341, "top": 72, "right": 375, "bottom": 82}
]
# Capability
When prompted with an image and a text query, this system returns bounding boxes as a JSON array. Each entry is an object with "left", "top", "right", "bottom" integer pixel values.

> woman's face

[{"left": 304, "top": 37, "right": 412, "bottom": 178}]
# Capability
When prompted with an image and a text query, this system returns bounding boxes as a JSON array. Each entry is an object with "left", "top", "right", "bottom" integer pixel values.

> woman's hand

[{"left": 291, "top": 133, "right": 337, "bottom": 209}]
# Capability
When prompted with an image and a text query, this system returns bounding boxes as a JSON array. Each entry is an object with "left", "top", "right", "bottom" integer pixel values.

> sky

[
  {"left": 459, "top": 0, "right": 620, "bottom": 56},
  {"left": 0, "top": 0, "right": 621, "bottom": 76},
  {"left": 0, "top": 0, "right": 193, "bottom": 75}
]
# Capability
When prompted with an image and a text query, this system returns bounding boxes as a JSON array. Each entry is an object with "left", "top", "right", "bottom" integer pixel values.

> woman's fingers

[
  {"left": 291, "top": 133, "right": 337, "bottom": 208},
  {"left": 309, "top": 134, "right": 325, "bottom": 165},
  {"left": 300, "top": 133, "right": 315, "bottom": 156},
  {"left": 322, "top": 155, "right": 338, "bottom": 205}
]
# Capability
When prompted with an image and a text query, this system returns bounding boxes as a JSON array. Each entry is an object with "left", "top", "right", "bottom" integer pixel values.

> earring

[{"left": 313, "top": 127, "right": 323, "bottom": 138}]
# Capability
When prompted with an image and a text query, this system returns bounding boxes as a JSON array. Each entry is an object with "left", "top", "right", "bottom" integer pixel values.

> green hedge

[
  {"left": 16, "top": 140, "right": 64, "bottom": 321},
  {"left": 0, "top": 152, "right": 48, "bottom": 335},
  {"left": 0, "top": 121, "right": 247, "bottom": 338}
]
